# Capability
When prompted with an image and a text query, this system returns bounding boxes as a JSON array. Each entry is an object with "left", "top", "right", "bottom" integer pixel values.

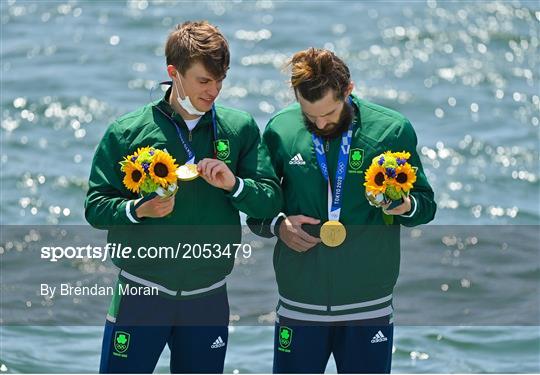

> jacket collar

[
  {"left": 350, "top": 94, "right": 362, "bottom": 130},
  {"left": 155, "top": 86, "right": 213, "bottom": 128}
]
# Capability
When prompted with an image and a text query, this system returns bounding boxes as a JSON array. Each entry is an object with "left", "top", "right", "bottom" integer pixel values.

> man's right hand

[
  {"left": 278, "top": 215, "right": 321, "bottom": 252},
  {"left": 135, "top": 195, "right": 175, "bottom": 218}
]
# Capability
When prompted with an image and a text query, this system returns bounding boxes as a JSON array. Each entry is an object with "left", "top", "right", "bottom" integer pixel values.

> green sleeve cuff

[
  {"left": 227, "top": 177, "right": 246, "bottom": 200},
  {"left": 125, "top": 199, "right": 147, "bottom": 224},
  {"left": 399, "top": 194, "right": 417, "bottom": 218}
]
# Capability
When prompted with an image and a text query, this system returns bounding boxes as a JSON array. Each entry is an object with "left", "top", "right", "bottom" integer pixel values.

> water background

[{"left": 1, "top": 0, "right": 539, "bottom": 373}]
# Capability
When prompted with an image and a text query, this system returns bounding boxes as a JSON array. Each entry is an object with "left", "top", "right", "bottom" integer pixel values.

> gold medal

[
  {"left": 320, "top": 220, "right": 347, "bottom": 247},
  {"left": 176, "top": 164, "right": 199, "bottom": 181}
]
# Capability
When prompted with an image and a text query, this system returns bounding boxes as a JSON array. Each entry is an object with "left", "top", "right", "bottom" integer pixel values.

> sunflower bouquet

[
  {"left": 364, "top": 151, "right": 417, "bottom": 210},
  {"left": 120, "top": 146, "right": 179, "bottom": 197}
]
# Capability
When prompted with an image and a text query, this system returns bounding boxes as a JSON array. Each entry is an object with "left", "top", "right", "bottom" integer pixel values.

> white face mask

[{"left": 173, "top": 73, "right": 206, "bottom": 116}]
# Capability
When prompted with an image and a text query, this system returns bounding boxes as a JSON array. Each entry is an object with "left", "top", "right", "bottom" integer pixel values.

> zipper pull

[
  {"left": 188, "top": 130, "right": 192, "bottom": 142},
  {"left": 325, "top": 139, "right": 330, "bottom": 152}
]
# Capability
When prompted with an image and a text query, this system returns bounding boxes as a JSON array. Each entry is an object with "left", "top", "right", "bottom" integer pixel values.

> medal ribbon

[
  {"left": 312, "top": 97, "right": 354, "bottom": 222},
  {"left": 154, "top": 82, "right": 219, "bottom": 163}
]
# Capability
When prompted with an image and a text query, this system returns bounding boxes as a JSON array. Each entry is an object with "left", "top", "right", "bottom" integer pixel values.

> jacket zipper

[
  {"left": 189, "top": 130, "right": 192, "bottom": 142},
  {"left": 325, "top": 139, "right": 330, "bottom": 152}
]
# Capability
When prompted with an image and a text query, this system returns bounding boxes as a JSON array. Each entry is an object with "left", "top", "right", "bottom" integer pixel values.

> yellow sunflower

[
  {"left": 123, "top": 161, "right": 146, "bottom": 193},
  {"left": 394, "top": 163, "right": 417, "bottom": 193},
  {"left": 149, "top": 150, "right": 179, "bottom": 187},
  {"left": 135, "top": 146, "right": 152, "bottom": 155},
  {"left": 124, "top": 153, "right": 136, "bottom": 164},
  {"left": 393, "top": 151, "right": 410, "bottom": 160},
  {"left": 122, "top": 147, "right": 152, "bottom": 165},
  {"left": 364, "top": 164, "right": 388, "bottom": 195}
]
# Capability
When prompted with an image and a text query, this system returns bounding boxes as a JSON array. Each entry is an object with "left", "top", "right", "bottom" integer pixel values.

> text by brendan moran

[{"left": 40, "top": 283, "right": 158, "bottom": 299}]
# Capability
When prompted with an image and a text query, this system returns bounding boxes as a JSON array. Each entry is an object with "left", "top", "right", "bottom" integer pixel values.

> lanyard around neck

[
  {"left": 154, "top": 83, "right": 219, "bottom": 163},
  {"left": 311, "top": 97, "right": 356, "bottom": 222}
]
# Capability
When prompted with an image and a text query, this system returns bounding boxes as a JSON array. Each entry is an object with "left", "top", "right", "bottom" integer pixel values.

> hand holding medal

[
  {"left": 154, "top": 103, "right": 235, "bottom": 191},
  {"left": 197, "top": 158, "right": 237, "bottom": 192}
]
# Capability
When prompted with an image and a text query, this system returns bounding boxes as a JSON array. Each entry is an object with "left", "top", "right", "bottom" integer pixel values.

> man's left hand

[
  {"left": 382, "top": 195, "right": 411, "bottom": 215},
  {"left": 198, "top": 158, "right": 236, "bottom": 192}
]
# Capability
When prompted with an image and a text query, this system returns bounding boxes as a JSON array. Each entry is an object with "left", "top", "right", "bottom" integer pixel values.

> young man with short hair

[
  {"left": 248, "top": 48, "right": 436, "bottom": 373},
  {"left": 85, "top": 21, "right": 280, "bottom": 373}
]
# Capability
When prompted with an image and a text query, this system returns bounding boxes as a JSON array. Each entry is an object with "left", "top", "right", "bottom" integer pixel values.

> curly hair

[{"left": 289, "top": 48, "right": 350, "bottom": 102}]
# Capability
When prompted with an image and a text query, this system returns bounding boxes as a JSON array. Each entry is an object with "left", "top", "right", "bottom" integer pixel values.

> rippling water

[{"left": 1, "top": 0, "right": 539, "bottom": 373}]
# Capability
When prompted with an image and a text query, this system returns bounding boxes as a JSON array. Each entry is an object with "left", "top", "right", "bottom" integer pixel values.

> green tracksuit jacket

[
  {"left": 247, "top": 94, "right": 436, "bottom": 321},
  {"left": 85, "top": 90, "right": 281, "bottom": 297}
]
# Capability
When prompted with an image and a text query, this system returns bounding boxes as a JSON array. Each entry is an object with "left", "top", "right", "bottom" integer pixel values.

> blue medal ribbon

[
  {"left": 312, "top": 97, "right": 355, "bottom": 221},
  {"left": 154, "top": 82, "right": 219, "bottom": 163}
]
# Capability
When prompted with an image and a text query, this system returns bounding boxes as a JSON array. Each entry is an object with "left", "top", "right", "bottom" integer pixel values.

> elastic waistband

[
  {"left": 278, "top": 293, "right": 392, "bottom": 321},
  {"left": 119, "top": 270, "right": 226, "bottom": 297},
  {"left": 277, "top": 305, "right": 393, "bottom": 323}
]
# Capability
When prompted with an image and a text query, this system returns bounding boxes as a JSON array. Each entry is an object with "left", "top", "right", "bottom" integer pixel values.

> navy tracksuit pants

[
  {"left": 99, "top": 287, "right": 229, "bottom": 373},
  {"left": 273, "top": 315, "right": 394, "bottom": 374}
]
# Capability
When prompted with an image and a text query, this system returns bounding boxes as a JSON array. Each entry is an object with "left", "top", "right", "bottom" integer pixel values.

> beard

[{"left": 303, "top": 102, "right": 354, "bottom": 139}]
